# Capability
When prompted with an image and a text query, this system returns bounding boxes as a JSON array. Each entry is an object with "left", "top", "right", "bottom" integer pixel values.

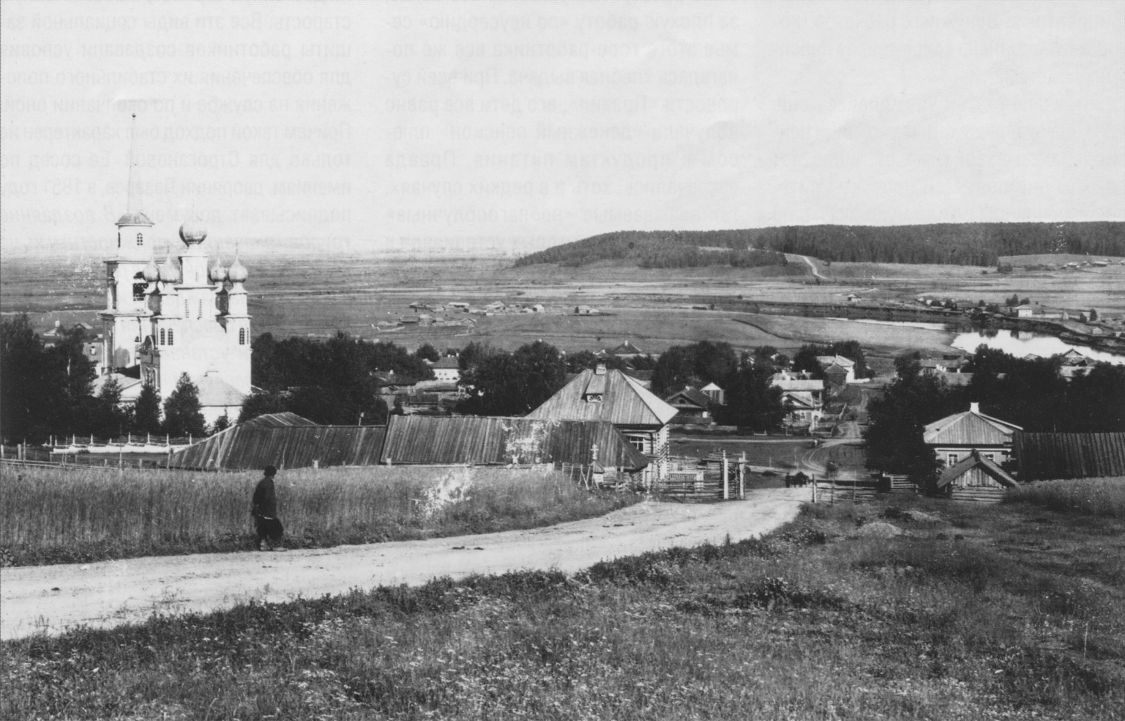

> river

[{"left": 952, "top": 330, "right": 1125, "bottom": 365}]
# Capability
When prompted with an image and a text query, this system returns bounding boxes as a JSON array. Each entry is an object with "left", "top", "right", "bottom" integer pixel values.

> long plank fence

[{"left": 810, "top": 474, "right": 914, "bottom": 504}]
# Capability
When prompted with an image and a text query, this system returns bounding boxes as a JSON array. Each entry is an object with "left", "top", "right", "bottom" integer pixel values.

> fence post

[{"left": 722, "top": 451, "right": 729, "bottom": 500}]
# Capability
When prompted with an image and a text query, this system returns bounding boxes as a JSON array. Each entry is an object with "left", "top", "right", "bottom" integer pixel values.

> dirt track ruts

[{"left": 0, "top": 489, "right": 808, "bottom": 641}]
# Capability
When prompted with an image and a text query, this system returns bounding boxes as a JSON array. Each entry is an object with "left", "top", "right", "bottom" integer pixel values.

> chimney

[
  {"left": 970, "top": 402, "right": 980, "bottom": 414},
  {"left": 595, "top": 363, "right": 606, "bottom": 375}
]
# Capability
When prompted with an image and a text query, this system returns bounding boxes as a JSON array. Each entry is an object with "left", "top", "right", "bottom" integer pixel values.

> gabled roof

[
  {"left": 664, "top": 386, "right": 711, "bottom": 409},
  {"left": 606, "top": 340, "right": 644, "bottom": 356},
  {"left": 432, "top": 356, "right": 461, "bottom": 369},
  {"left": 196, "top": 374, "right": 246, "bottom": 407},
  {"left": 526, "top": 368, "right": 678, "bottom": 427},
  {"left": 937, "top": 452, "right": 1018, "bottom": 489},
  {"left": 816, "top": 355, "right": 855, "bottom": 368},
  {"left": 771, "top": 375, "right": 824, "bottom": 392},
  {"left": 781, "top": 393, "right": 820, "bottom": 411},
  {"left": 700, "top": 382, "right": 723, "bottom": 392},
  {"left": 923, "top": 406, "right": 1022, "bottom": 446},
  {"left": 380, "top": 416, "right": 648, "bottom": 469},
  {"left": 244, "top": 412, "right": 319, "bottom": 428}
]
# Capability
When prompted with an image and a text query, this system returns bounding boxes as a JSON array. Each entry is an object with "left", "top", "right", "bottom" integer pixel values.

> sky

[{"left": 2, "top": 0, "right": 1124, "bottom": 258}]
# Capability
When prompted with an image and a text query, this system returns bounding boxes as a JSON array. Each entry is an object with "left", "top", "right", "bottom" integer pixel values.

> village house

[
  {"left": 603, "top": 340, "right": 646, "bottom": 361},
  {"left": 769, "top": 370, "right": 824, "bottom": 430},
  {"left": 923, "top": 402, "right": 1022, "bottom": 469},
  {"left": 526, "top": 364, "right": 678, "bottom": 484},
  {"left": 429, "top": 355, "right": 462, "bottom": 383},
  {"left": 663, "top": 386, "right": 714, "bottom": 425},
  {"left": 816, "top": 354, "right": 856, "bottom": 382}
]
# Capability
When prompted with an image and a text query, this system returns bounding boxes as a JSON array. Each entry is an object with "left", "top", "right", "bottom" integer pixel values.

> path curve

[{"left": 0, "top": 488, "right": 808, "bottom": 640}]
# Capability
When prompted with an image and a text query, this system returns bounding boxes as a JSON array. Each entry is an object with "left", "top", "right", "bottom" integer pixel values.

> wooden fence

[{"left": 811, "top": 475, "right": 914, "bottom": 504}]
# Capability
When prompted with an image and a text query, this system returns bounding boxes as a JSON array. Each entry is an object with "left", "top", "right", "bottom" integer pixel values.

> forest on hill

[{"left": 515, "top": 222, "right": 1125, "bottom": 267}]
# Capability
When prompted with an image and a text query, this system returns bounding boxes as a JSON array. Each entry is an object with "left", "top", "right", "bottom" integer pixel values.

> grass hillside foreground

[{"left": 3, "top": 481, "right": 1124, "bottom": 720}]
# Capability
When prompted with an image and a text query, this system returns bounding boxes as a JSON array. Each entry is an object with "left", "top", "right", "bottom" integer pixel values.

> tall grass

[
  {"left": 1007, "top": 476, "right": 1125, "bottom": 519},
  {"left": 3, "top": 496, "right": 1123, "bottom": 719},
  {"left": 0, "top": 464, "right": 636, "bottom": 566}
]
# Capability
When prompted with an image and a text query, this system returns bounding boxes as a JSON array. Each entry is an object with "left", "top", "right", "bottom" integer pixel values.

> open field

[
  {"left": 4, "top": 252, "right": 1123, "bottom": 360},
  {"left": 3, "top": 493, "right": 1122, "bottom": 719},
  {"left": 0, "top": 464, "right": 637, "bottom": 567}
]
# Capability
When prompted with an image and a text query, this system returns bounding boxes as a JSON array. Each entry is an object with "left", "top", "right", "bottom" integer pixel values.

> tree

[
  {"left": 718, "top": 366, "right": 785, "bottom": 432},
  {"left": 1, "top": 315, "right": 46, "bottom": 441},
  {"left": 162, "top": 373, "right": 206, "bottom": 438},
  {"left": 414, "top": 343, "right": 440, "bottom": 363},
  {"left": 459, "top": 341, "right": 567, "bottom": 416},
  {"left": 132, "top": 383, "right": 163, "bottom": 435},
  {"left": 87, "top": 376, "right": 130, "bottom": 439},
  {"left": 210, "top": 413, "right": 232, "bottom": 435},
  {"left": 238, "top": 390, "right": 289, "bottom": 422}
]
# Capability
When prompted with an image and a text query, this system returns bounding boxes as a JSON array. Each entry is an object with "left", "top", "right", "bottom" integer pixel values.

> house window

[
  {"left": 627, "top": 436, "right": 646, "bottom": 452},
  {"left": 584, "top": 393, "right": 603, "bottom": 403},
  {"left": 167, "top": 329, "right": 174, "bottom": 346},
  {"left": 132, "top": 272, "right": 146, "bottom": 301},
  {"left": 136, "top": 233, "right": 144, "bottom": 246},
  {"left": 947, "top": 454, "right": 958, "bottom": 467},
  {"left": 239, "top": 328, "right": 247, "bottom": 345},
  {"left": 159, "top": 329, "right": 166, "bottom": 345},
  {"left": 984, "top": 453, "right": 995, "bottom": 462}
]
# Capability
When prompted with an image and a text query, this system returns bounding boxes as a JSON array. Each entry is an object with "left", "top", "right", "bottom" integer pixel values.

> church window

[
  {"left": 132, "top": 272, "right": 146, "bottom": 301},
  {"left": 198, "top": 299, "right": 203, "bottom": 318},
  {"left": 117, "top": 232, "right": 121, "bottom": 248},
  {"left": 159, "top": 329, "right": 166, "bottom": 345},
  {"left": 239, "top": 328, "right": 247, "bottom": 345},
  {"left": 136, "top": 233, "right": 144, "bottom": 246},
  {"left": 167, "top": 329, "right": 174, "bottom": 346},
  {"left": 184, "top": 300, "right": 190, "bottom": 317}
]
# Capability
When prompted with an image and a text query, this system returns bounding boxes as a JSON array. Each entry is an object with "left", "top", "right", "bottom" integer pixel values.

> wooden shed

[{"left": 935, "top": 451, "right": 1018, "bottom": 503}]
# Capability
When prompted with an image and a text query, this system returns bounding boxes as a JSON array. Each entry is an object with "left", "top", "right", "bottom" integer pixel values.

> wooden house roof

[
  {"left": 937, "top": 451, "right": 1018, "bottom": 489},
  {"left": 664, "top": 386, "right": 712, "bottom": 409},
  {"left": 169, "top": 414, "right": 385, "bottom": 470},
  {"left": 526, "top": 368, "right": 678, "bottom": 427},
  {"left": 379, "top": 415, "right": 648, "bottom": 469},
  {"left": 924, "top": 406, "right": 1022, "bottom": 446},
  {"left": 1013, "top": 432, "right": 1125, "bottom": 481}
]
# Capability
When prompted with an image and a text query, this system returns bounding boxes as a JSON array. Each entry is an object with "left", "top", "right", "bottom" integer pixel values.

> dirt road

[{"left": 0, "top": 489, "right": 808, "bottom": 640}]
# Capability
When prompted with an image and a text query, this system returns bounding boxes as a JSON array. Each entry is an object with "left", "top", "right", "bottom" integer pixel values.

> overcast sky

[{"left": 2, "top": 0, "right": 1123, "bottom": 257}]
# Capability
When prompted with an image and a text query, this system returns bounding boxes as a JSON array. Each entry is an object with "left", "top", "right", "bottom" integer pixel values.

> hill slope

[{"left": 516, "top": 222, "right": 1125, "bottom": 268}]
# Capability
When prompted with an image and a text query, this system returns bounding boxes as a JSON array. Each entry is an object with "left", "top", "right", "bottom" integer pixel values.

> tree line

[
  {"left": 865, "top": 347, "right": 1125, "bottom": 484},
  {"left": 517, "top": 222, "right": 1125, "bottom": 268},
  {"left": 0, "top": 315, "right": 209, "bottom": 443}
]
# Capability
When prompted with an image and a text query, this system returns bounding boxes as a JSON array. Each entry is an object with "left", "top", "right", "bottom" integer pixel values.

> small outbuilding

[{"left": 935, "top": 450, "right": 1018, "bottom": 503}]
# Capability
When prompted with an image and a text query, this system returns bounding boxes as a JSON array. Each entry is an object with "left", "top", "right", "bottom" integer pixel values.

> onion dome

[
  {"left": 158, "top": 250, "right": 181, "bottom": 283},
  {"left": 142, "top": 256, "right": 161, "bottom": 283},
  {"left": 209, "top": 257, "right": 228, "bottom": 282},
  {"left": 226, "top": 256, "right": 248, "bottom": 283},
  {"left": 116, "top": 211, "right": 154, "bottom": 227},
  {"left": 179, "top": 218, "right": 208, "bottom": 245}
]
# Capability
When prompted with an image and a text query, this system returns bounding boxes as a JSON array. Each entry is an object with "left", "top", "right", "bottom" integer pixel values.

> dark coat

[{"left": 251, "top": 477, "right": 278, "bottom": 518}]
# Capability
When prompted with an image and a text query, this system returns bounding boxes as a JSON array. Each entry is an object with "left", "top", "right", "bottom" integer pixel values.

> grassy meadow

[
  {"left": 3, "top": 494, "right": 1123, "bottom": 719},
  {"left": 0, "top": 465, "right": 638, "bottom": 567},
  {"left": 1008, "top": 476, "right": 1125, "bottom": 519}
]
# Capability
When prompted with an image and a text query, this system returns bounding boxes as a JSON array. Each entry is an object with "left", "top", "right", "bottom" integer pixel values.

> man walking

[{"left": 251, "top": 465, "right": 285, "bottom": 551}]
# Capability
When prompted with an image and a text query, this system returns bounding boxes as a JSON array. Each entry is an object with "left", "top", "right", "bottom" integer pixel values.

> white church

[{"left": 99, "top": 195, "right": 252, "bottom": 426}]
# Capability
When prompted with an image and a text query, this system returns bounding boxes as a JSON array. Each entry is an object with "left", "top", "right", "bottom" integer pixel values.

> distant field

[
  {"left": 999, "top": 253, "right": 1125, "bottom": 267},
  {"left": 5, "top": 251, "right": 1121, "bottom": 358}
]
